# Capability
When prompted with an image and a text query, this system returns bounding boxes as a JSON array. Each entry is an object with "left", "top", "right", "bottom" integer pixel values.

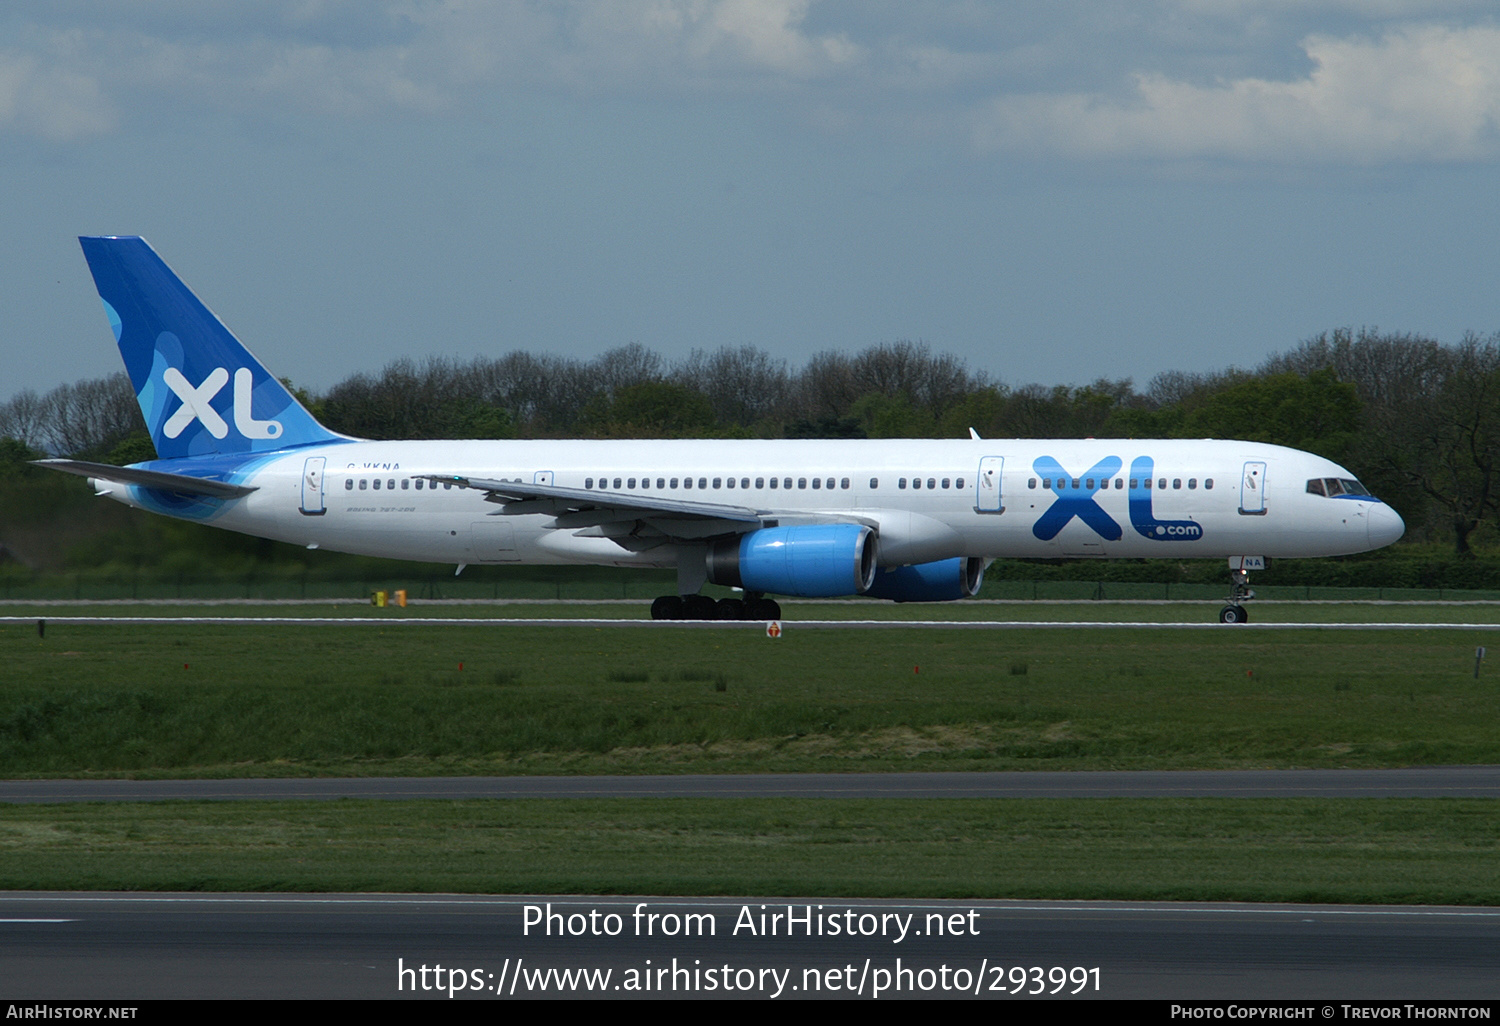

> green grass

[
  {"left": 3, "top": 605, "right": 1496, "bottom": 903},
  {"left": 0, "top": 798, "right": 1494, "bottom": 903},
  {"left": 2, "top": 612, "right": 1498, "bottom": 776}
]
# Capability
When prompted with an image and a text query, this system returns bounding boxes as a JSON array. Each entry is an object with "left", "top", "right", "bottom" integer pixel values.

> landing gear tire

[
  {"left": 746, "top": 598, "right": 782, "bottom": 621},
  {"left": 714, "top": 598, "right": 745, "bottom": 620},
  {"left": 682, "top": 594, "right": 717, "bottom": 620},
  {"left": 651, "top": 595, "right": 684, "bottom": 620},
  {"left": 1219, "top": 604, "right": 1249, "bottom": 624}
]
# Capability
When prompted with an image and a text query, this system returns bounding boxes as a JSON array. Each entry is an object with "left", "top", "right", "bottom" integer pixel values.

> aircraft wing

[
  {"left": 34, "top": 459, "right": 258, "bottom": 499},
  {"left": 424, "top": 474, "right": 867, "bottom": 548}
]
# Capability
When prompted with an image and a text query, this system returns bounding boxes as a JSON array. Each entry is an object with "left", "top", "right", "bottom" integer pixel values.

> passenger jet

[{"left": 38, "top": 237, "right": 1405, "bottom": 623}]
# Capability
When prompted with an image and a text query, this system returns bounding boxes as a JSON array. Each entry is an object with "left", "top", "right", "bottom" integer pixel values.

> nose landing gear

[{"left": 1219, "top": 568, "right": 1255, "bottom": 624}]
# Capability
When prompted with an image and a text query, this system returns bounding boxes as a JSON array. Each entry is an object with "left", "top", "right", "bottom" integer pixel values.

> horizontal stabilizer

[{"left": 34, "top": 459, "right": 257, "bottom": 499}]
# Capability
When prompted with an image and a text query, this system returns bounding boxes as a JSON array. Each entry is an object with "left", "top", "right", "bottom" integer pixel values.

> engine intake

[{"left": 707, "top": 524, "right": 877, "bottom": 598}]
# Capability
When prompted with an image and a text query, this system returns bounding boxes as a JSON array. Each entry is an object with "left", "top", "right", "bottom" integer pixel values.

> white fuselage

[{"left": 102, "top": 437, "right": 1404, "bottom": 571}]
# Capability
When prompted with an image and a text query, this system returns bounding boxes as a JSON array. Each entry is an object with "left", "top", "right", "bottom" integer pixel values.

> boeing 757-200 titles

[{"left": 39, "top": 237, "right": 1405, "bottom": 623}]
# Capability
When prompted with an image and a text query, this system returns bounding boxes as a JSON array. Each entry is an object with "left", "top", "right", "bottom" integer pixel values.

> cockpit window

[{"left": 1308, "top": 476, "right": 1375, "bottom": 499}]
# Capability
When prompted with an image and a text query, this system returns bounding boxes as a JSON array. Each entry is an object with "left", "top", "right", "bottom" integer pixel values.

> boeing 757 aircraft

[{"left": 38, "top": 236, "right": 1405, "bottom": 623}]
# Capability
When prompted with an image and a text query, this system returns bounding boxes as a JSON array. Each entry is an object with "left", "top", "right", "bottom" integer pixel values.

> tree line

[{"left": 4, "top": 331, "right": 1500, "bottom": 555}]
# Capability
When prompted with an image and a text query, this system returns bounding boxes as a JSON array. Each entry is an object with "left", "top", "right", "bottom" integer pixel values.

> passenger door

[
  {"left": 299, "top": 456, "right": 326, "bottom": 516},
  {"left": 1239, "top": 461, "right": 1267, "bottom": 515},
  {"left": 975, "top": 456, "right": 1005, "bottom": 513}
]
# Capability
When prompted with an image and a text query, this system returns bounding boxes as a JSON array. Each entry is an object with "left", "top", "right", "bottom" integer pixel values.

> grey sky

[{"left": 4, "top": 1, "right": 1499, "bottom": 402}]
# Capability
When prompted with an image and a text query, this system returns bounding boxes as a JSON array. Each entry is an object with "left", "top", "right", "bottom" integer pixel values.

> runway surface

[
  {"left": 6, "top": 615, "right": 1500, "bottom": 629},
  {"left": 4, "top": 767, "right": 1499, "bottom": 802},
  {"left": 3, "top": 892, "right": 1496, "bottom": 999}
]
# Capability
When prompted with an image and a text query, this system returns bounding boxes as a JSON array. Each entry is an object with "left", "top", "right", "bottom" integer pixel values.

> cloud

[
  {"left": 0, "top": 43, "right": 114, "bottom": 141},
  {"left": 0, "top": 1, "right": 873, "bottom": 139},
  {"left": 7, "top": 2, "right": 1500, "bottom": 170},
  {"left": 976, "top": 23, "right": 1500, "bottom": 163}
]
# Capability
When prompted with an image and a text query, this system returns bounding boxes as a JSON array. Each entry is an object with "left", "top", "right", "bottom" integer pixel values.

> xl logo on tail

[{"left": 162, "top": 367, "right": 283, "bottom": 440}]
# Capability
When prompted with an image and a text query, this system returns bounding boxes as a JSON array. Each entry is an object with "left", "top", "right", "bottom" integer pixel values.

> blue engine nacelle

[
  {"left": 706, "top": 524, "right": 877, "bottom": 598},
  {"left": 864, "top": 557, "right": 986, "bottom": 602}
]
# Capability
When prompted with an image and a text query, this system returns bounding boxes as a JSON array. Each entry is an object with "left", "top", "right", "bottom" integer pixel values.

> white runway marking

[{"left": 3, "top": 616, "right": 1499, "bottom": 629}]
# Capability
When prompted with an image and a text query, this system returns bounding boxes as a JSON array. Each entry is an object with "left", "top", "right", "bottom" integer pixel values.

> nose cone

[{"left": 1367, "top": 503, "right": 1405, "bottom": 549}]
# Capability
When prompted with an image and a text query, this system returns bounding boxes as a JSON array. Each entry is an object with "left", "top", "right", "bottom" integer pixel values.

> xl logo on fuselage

[
  {"left": 1127, "top": 456, "right": 1203, "bottom": 541},
  {"left": 1032, "top": 455, "right": 1203, "bottom": 543},
  {"left": 1032, "top": 456, "right": 1123, "bottom": 541},
  {"left": 162, "top": 367, "right": 283, "bottom": 440}
]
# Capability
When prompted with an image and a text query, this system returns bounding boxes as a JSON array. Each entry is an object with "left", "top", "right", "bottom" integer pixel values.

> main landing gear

[
  {"left": 649, "top": 593, "right": 782, "bottom": 621},
  {"left": 1218, "top": 568, "right": 1255, "bottom": 624}
]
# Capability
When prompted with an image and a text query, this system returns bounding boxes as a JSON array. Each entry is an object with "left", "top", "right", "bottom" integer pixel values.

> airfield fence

[{"left": 3, "top": 569, "right": 1500, "bottom": 603}]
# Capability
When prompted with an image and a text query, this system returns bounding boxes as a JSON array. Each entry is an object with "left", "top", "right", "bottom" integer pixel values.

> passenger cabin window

[
  {"left": 345, "top": 479, "right": 353, "bottom": 490},
  {"left": 869, "top": 478, "right": 879, "bottom": 489}
]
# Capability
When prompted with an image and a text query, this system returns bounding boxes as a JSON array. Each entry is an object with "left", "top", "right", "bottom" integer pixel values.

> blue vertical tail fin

[{"left": 78, "top": 236, "right": 345, "bottom": 459}]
